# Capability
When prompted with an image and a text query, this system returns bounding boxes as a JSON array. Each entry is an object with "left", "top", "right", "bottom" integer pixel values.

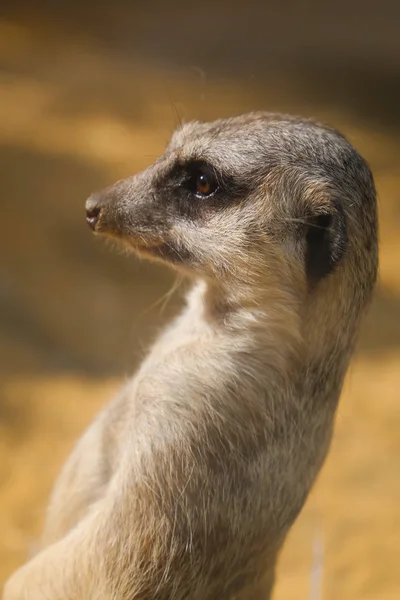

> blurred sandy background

[{"left": 0, "top": 1, "right": 399, "bottom": 598}]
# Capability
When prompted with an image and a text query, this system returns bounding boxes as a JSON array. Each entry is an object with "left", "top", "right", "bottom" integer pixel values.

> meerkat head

[{"left": 85, "top": 113, "right": 377, "bottom": 308}]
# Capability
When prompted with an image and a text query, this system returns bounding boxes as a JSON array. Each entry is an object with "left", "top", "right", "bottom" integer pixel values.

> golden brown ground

[{"left": 0, "top": 16, "right": 399, "bottom": 600}]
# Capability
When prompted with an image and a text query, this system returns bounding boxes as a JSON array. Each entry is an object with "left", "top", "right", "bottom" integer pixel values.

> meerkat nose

[{"left": 85, "top": 195, "right": 102, "bottom": 231}]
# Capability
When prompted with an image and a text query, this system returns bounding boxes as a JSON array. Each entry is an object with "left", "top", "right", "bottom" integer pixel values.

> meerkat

[{"left": 4, "top": 112, "right": 378, "bottom": 600}]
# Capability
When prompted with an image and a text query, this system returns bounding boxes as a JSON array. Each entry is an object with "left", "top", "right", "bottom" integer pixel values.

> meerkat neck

[
  {"left": 190, "top": 278, "right": 297, "bottom": 321},
  {"left": 184, "top": 278, "right": 303, "bottom": 369},
  {"left": 183, "top": 278, "right": 352, "bottom": 403}
]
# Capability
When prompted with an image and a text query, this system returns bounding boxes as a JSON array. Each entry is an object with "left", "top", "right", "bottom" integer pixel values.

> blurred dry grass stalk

[{"left": 0, "top": 16, "right": 400, "bottom": 600}]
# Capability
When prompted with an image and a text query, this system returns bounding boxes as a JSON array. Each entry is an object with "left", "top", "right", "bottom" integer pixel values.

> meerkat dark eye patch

[
  {"left": 305, "top": 204, "right": 347, "bottom": 286},
  {"left": 159, "top": 160, "right": 252, "bottom": 224}
]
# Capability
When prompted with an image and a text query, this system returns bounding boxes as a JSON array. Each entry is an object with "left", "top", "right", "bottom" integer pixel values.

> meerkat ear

[{"left": 305, "top": 202, "right": 347, "bottom": 286}]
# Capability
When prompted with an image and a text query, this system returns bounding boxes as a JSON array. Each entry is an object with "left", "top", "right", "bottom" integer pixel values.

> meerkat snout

[{"left": 85, "top": 195, "right": 102, "bottom": 230}]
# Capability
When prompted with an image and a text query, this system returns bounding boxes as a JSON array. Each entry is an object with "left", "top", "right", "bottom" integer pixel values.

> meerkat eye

[
  {"left": 196, "top": 171, "right": 212, "bottom": 196},
  {"left": 182, "top": 163, "right": 219, "bottom": 198}
]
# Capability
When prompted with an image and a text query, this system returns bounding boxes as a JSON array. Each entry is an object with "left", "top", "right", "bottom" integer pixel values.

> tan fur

[{"left": 3, "top": 112, "right": 378, "bottom": 600}]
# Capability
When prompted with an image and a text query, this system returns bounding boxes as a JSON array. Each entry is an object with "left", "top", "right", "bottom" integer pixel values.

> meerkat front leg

[
  {"left": 40, "top": 418, "right": 111, "bottom": 546},
  {"left": 41, "top": 384, "right": 133, "bottom": 546},
  {"left": 3, "top": 499, "right": 113, "bottom": 600},
  {"left": 4, "top": 451, "right": 142, "bottom": 600}
]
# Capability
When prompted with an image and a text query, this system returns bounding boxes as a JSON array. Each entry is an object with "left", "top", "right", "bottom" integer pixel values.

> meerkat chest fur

[{"left": 127, "top": 278, "right": 342, "bottom": 544}]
